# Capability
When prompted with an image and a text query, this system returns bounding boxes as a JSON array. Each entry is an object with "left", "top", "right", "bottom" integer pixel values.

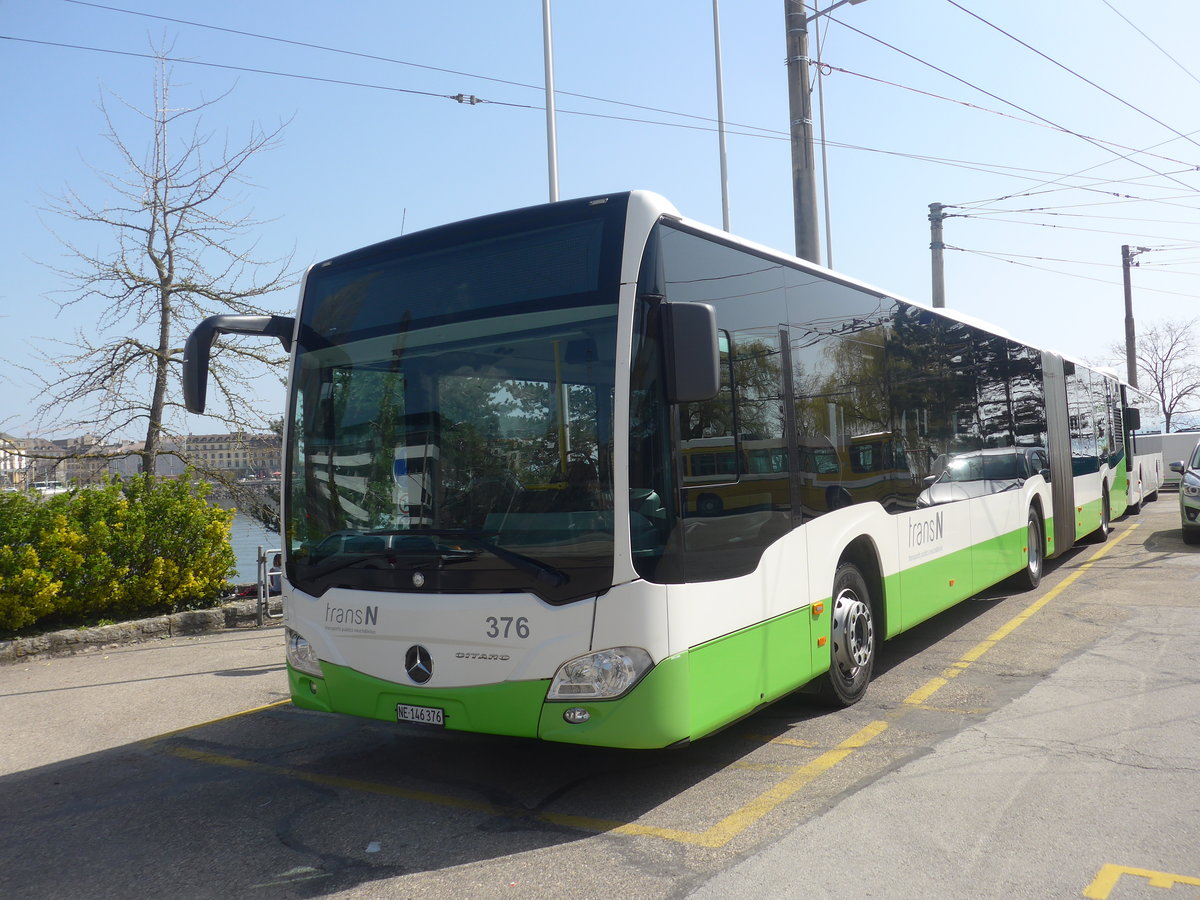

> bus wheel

[
  {"left": 697, "top": 493, "right": 723, "bottom": 516},
  {"left": 1087, "top": 491, "right": 1112, "bottom": 543},
  {"left": 1014, "top": 508, "right": 1044, "bottom": 590},
  {"left": 819, "top": 562, "right": 876, "bottom": 707}
]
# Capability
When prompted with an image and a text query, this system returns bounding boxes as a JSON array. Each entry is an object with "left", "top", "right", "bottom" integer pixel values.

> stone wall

[{"left": 0, "top": 599, "right": 282, "bottom": 664}]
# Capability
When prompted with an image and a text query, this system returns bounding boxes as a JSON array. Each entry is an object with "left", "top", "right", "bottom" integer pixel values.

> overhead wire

[
  {"left": 944, "top": 0, "right": 1200, "bottom": 154},
  {"left": 59, "top": 0, "right": 785, "bottom": 138},
  {"left": 12, "top": 31, "right": 1199, "bottom": 211},
  {"left": 947, "top": 246, "right": 1200, "bottom": 298},
  {"left": 825, "top": 12, "right": 1199, "bottom": 195},
  {"left": 953, "top": 248, "right": 1122, "bottom": 269},
  {"left": 953, "top": 123, "right": 1200, "bottom": 210},
  {"left": 820, "top": 62, "right": 1200, "bottom": 171},
  {"left": 946, "top": 214, "right": 1200, "bottom": 245},
  {"left": 821, "top": 142, "right": 1200, "bottom": 210},
  {"left": 0, "top": 34, "right": 787, "bottom": 142},
  {"left": 0, "top": 35, "right": 472, "bottom": 104},
  {"left": 56, "top": 0, "right": 1200, "bottom": 194},
  {"left": 950, "top": 193, "right": 1200, "bottom": 215},
  {"left": 1100, "top": 0, "right": 1200, "bottom": 88},
  {"left": 20, "top": 0, "right": 1200, "bottom": 283},
  {"left": 962, "top": 209, "right": 1200, "bottom": 226}
]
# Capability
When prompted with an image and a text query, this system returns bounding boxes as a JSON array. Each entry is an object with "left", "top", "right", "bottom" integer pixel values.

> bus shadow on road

[{"left": 0, "top": 689, "right": 844, "bottom": 897}]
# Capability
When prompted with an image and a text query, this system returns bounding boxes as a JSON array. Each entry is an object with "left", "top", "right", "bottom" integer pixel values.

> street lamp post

[
  {"left": 542, "top": 0, "right": 559, "bottom": 202},
  {"left": 713, "top": 0, "right": 731, "bottom": 232}
]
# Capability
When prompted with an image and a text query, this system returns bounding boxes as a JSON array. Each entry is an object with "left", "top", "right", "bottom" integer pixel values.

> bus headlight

[
  {"left": 547, "top": 647, "right": 653, "bottom": 700},
  {"left": 286, "top": 628, "right": 323, "bottom": 678}
]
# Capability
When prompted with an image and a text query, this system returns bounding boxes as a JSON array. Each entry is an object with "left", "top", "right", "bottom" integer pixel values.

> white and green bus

[{"left": 184, "top": 191, "right": 1149, "bottom": 749}]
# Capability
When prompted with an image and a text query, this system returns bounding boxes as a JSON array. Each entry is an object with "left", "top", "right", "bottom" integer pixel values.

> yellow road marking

[
  {"left": 695, "top": 721, "right": 888, "bottom": 847},
  {"left": 904, "top": 525, "right": 1139, "bottom": 707},
  {"left": 1083, "top": 863, "right": 1200, "bottom": 898},
  {"left": 140, "top": 698, "right": 292, "bottom": 746}
]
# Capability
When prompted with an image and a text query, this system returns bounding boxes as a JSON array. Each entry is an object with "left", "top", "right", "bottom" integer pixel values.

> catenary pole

[
  {"left": 786, "top": 0, "right": 869, "bottom": 263},
  {"left": 785, "top": 0, "right": 820, "bottom": 263},
  {"left": 1122, "top": 244, "right": 1140, "bottom": 387},
  {"left": 929, "top": 203, "right": 946, "bottom": 308}
]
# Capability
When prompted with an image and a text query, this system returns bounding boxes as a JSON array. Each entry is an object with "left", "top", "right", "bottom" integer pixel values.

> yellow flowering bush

[{"left": 0, "top": 477, "right": 235, "bottom": 634}]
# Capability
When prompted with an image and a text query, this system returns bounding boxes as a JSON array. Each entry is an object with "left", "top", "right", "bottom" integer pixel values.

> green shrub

[{"left": 0, "top": 477, "right": 235, "bottom": 634}]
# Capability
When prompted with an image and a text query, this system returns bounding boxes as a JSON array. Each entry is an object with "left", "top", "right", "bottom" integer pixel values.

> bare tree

[
  {"left": 1111, "top": 318, "right": 1200, "bottom": 431},
  {"left": 30, "top": 50, "right": 293, "bottom": 477}
]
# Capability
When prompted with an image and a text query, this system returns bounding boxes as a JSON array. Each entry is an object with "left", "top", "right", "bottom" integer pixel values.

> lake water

[{"left": 229, "top": 511, "right": 282, "bottom": 584}]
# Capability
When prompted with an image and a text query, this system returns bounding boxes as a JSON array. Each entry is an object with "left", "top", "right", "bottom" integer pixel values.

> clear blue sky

[{"left": 2, "top": 0, "right": 1199, "bottom": 437}]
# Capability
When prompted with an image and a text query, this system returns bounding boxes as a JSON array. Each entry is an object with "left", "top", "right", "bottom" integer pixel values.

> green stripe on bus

[{"left": 894, "top": 518, "right": 1039, "bottom": 633}]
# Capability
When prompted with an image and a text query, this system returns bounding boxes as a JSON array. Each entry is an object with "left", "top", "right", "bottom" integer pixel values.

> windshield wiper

[
  {"left": 401, "top": 528, "right": 570, "bottom": 588},
  {"left": 304, "top": 547, "right": 433, "bottom": 581},
  {"left": 301, "top": 529, "right": 570, "bottom": 588}
]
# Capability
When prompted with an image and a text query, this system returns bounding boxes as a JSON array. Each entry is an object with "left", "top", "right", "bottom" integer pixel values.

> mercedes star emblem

[{"left": 405, "top": 645, "right": 433, "bottom": 684}]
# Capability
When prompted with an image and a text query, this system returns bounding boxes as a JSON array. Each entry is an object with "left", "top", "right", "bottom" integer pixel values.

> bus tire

[
  {"left": 818, "top": 562, "right": 876, "bottom": 707},
  {"left": 1013, "top": 507, "right": 1044, "bottom": 591},
  {"left": 1086, "top": 490, "right": 1112, "bottom": 543},
  {"left": 697, "top": 493, "right": 723, "bottom": 516}
]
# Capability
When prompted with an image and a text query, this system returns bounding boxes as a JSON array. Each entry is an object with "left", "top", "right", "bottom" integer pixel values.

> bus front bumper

[{"left": 288, "top": 653, "right": 692, "bottom": 749}]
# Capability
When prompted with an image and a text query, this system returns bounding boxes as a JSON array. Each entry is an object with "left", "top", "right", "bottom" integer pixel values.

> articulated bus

[{"left": 184, "top": 191, "right": 1158, "bottom": 749}]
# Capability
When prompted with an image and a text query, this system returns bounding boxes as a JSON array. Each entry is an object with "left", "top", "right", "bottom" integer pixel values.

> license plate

[{"left": 396, "top": 703, "right": 444, "bottom": 727}]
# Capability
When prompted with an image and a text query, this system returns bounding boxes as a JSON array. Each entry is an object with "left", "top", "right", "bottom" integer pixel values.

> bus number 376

[{"left": 486, "top": 616, "right": 531, "bottom": 640}]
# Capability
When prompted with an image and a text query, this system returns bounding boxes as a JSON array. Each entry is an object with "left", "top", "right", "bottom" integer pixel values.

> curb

[{"left": 0, "top": 598, "right": 284, "bottom": 665}]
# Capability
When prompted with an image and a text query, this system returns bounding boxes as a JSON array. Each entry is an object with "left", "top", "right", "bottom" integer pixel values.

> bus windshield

[{"left": 285, "top": 205, "right": 622, "bottom": 603}]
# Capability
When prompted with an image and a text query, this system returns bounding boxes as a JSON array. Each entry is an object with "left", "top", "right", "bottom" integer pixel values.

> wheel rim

[
  {"left": 831, "top": 588, "right": 874, "bottom": 675},
  {"left": 1027, "top": 519, "right": 1042, "bottom": 577}
]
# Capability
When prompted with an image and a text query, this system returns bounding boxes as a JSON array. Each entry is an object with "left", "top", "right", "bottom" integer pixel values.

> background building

[
  {"left": 0, "top": 431, "right": 278, "bottom": 488},
  {"left": 184, "top": 433, "right": 281, "bottom": 480}
]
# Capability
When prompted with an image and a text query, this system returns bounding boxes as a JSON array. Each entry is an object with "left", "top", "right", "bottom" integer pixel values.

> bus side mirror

[
  {"left": 661, "top": 301, "right": 719, "bottom": 403},
  {"left": 1123, "top": 408, "right": 1141, "bottom": 431},
  {"left": 183, "top": 314, "right": 295, "bottom": 414}
]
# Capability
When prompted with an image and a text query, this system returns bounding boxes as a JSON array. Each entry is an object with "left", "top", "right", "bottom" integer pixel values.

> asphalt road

[{"left": 1, "top": 496, "right": 1197, "bottom": 899}]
